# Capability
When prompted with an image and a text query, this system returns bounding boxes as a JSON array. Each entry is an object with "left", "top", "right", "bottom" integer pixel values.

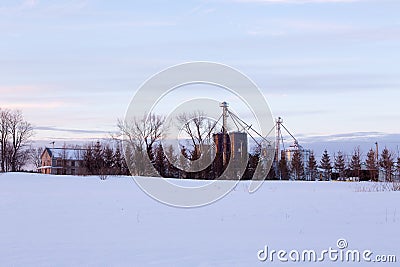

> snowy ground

[{"left": 0, "top": 173, "right": 399, "bottom": 266}]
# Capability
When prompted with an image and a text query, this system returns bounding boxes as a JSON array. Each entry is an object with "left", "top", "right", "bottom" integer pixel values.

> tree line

[
  {"left": 275, "top": 147, "right": 400, "bottom": 182},
  {"left": 1, "top": 107, "right": 399, "bottom": 183},
  {"left": 117, "top": 113, "right": 400, "bottom": 182}
]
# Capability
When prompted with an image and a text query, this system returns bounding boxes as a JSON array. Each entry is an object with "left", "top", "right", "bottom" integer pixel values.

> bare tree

[
  {"left": 0, "top": 109, "right": 34, "bottom": 172},
  {"left": 117, "top": 113, "right": 165, "bottom": 176},
  {"left": 31, "top": 146, "right": 44, "bottom": 171},
  {"left": 177, "top": 111, "right": 213, "bottom": 154},
  {"left": 118, "top": 114, "right": 164, "bottom": 154},
  {"left": 176, "top": 111, "right": 215, "bottom": 179},
  {"left": 0, "top": 109, "right": 10, "bottom": 172}
]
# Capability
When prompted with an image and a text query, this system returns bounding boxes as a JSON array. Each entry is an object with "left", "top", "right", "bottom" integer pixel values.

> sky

[{"left": 1, "top": 0, "right": 400, "bottom": 155}]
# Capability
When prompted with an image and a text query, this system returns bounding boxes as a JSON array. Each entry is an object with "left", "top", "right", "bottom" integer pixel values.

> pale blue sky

[{"left": 1, "top": 0, "right": 400, "bottom": 150}]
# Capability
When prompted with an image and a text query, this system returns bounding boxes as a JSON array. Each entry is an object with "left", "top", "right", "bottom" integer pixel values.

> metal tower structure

[
  {"left": 220, "top": 101, "right": 229, "bottom": 166},
  {"left": 204, "top": 101, "right": 307, "bottom": 179},
  {"left": 275, "top": 117, "right": 283, "bottom": 167},
  {"left": 208, "top": 101, "right": 273, "bottom": 155},
  {"left": 271, "top": 117, "right": 310, "bottom": 179}
]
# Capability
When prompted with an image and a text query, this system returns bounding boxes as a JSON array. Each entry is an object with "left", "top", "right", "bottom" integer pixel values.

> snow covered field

[{"left": 0, "top": 173, "right": 399, "bottom": 266}]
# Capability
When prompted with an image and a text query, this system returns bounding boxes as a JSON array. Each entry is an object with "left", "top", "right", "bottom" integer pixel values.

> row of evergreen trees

[
  {"left": 275, "top": 147, "right": 400, "bottom": 182},
  {"left": 82, "top": 142, "right": 129, "bottom": 178}
]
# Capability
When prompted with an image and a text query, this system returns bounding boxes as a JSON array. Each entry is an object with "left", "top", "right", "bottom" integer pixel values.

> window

[{"left": 71, "top": 161, "right": 75, "bottom": 167}]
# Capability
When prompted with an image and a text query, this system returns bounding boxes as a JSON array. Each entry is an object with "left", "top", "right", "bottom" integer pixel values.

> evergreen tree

[
  {"left": 349, "top": 147, "right": 361, "bottom": 178},
  {"left": 93, "top": 141, "right": 105, "bottom": 176},
  {"left": 83, "top": 144, "right": 95, "bottom": 175},
  {"left": 307, "top": 151, "right": 318, "bottom": 181},
  {"left": 397, "top": 157, "right": 400, "bottom": 181},
  {"left": 189, "top": 146, "right": 201, "bottom": 179},
  {"left": 320, "top": 150, "right": 332, "bottom": 181},
  {"left": 278, "top": 152, "right": 289, "bottom": 180},
  {"left": 379, "top": 147, "right": 394, "bottom": 182},
  {"left": 366, "top": 148, "right": 378, "bottom": 181},
  {"left": 122, "top": 144, "right": 133, "bottom": 176},
  {"left": 113, "top": 145, "right": 123, "bottom": 175},
  {"left": 179, "top": 146, "right": 189, "bottom": 179},
  {"left": 164, "top": 144, "right": 178, "bottom": 178},
  {"left": 334, "top": 151, "right": 346, "bottom": 180},
  {"left": 153, "top": 143, "right": 167, "bottom": 177},
  {"left": 104, "top": 145, "right": 114, "bottom": 171},
  {"left": 290, "top": 149, "right": 304, "bottom": 180}
]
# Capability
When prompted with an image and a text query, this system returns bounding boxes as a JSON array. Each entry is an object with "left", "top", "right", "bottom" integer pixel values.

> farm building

[{"left": 38, "top": 147, "right": 86, "bottom": 175}]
